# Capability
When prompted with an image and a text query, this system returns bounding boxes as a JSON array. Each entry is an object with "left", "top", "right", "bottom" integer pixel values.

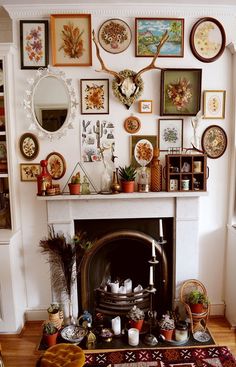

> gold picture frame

[
  {"left": 20, "top": 163, "right": 41, "bottom": 181},
  {"left": 50, "top": 14, "right": 92, "bottom": 66},
  {"left": 203, "top": 90, "right": 226, "bottom": 119}
]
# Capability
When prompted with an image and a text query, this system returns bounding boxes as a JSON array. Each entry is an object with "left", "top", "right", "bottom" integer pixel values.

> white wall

[{"left": 3, "top": 3, "right": 236, "bottom": 325}]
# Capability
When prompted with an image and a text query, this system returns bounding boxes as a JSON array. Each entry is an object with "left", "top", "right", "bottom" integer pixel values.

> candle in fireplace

[
  {"left": 111, "top": 316, "right": 121, "bottom": 335},
  {"left": 149, "top": 266, "right": 154, "bottom": 285},
  {"left": 159, "top": 219, "right": 163, "bottom": 239},
  {"left": 152, "top": 240, "right": 156, "bottom": 257}
]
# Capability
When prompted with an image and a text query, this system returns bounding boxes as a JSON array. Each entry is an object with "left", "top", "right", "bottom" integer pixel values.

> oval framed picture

[
  {"left": 134, "top": 138, "right": 154, "bottom": 166},
  {"left": 190, "top": 17, "right": 226, "bottom": 63},
  {"left": 124, "top": 116, "right": 141, "bottom": 134},
  {"left": 98, "top": 18, "right": 132, "bottom": 54},
  {"left": 201, "top": 125, "right": 227, "bottom": 159},
  {"left": 19, "top": 132, "right": 39, "bottom": 160},
  {"left": 46, "top": 152, "right": 66, "bottom": 179}
]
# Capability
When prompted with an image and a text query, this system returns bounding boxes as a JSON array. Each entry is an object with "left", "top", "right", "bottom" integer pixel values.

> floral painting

[
  {"left": 160, "top": 69, "right": 202, "bottom": 116},
  {"left": 81, "top": 79, "right": 109, "bottom": 114},
  {"left": 158, "top": 119, "right": 183, "bottom": 151},
  {"left": 98, "top": 19, "right": 132, "bottom": 54},
  {"left": 135, "top": 18, "right": 184, "bottom": 57},
  {"left": 20, "top": 163, "right": 41, "bottom": 181},
  {"left": 203, "top": 90, "right": 226, "bottom": 119},
  {"left": 131, "top": 135, "right": 157, "bottom": 168},
  {"left": 20, "top": 20, "right": 48, "bottom": 69},
  {"left": 51, "top": 14, "right": 92, "bottom": 66}
]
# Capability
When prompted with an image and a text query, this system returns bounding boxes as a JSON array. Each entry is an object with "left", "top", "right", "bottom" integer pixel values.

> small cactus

[{"left": 43, "top": 322, "right": 58, "bottom": 335}]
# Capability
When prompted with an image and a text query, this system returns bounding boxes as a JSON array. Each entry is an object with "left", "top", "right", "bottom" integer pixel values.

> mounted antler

[
  {"left": 92, "top": 30, "right": 124, "bottom": 84},
  {"left": 134, "top": 31, "right": 169, "bottom": 83}
]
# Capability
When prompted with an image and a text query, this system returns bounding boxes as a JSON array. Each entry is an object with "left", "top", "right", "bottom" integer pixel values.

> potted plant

[
  {"left": 118, "top": 165, "right": 137, "bottom": 193},
  {"left": 43, "top": 322, "right": 58, "bottom": 347},
  {"left": 127, "top": 305, "right": 145, "bottom": 331},
  {"left": 187, "top": 290, "right": 209, "bottom": 313},
  {"left": 68, "top": 172, "right": 81, "bottom": 195},
  {"left": 158, "top": 313, "right": 175, "bottom": 341},
  {"left": 47, "top": 303, "right": 63, "bottom": 329}
]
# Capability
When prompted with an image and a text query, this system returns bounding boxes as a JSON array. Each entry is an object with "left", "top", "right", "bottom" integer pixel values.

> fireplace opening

[{"left": 75, "top": 217, "right": 174, "bottom": 318}]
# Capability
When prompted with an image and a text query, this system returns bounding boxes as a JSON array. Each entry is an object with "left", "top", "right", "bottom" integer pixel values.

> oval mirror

[{"left": 24, "top": 66, "right": 77, "bottom": 139}]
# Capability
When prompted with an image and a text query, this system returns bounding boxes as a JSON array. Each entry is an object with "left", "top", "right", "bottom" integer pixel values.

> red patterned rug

[{"left": 84, "top": 346, "right": 236, "bottom": 367}]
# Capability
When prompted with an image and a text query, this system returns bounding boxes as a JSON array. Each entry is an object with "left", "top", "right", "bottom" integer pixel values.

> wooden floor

[{"left": 0, "top": 317, "right": 235, "bottom": 367}]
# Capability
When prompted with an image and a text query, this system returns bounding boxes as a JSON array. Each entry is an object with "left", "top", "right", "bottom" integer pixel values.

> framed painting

[
  {"left": 158, "top": 119, "right": 183, "bottom": 151},
  {"left": 20, "top": 163, "right": 41, "bottom": 181},
  {"left": 135, "top": 18, "right": 184, "bottom": 57},
  {"left": 80, "top": 79, "right": 109, "bottom": 114},
  {"left": 190, "top": 17, "right": 226, "bottom": 63},
  {"left": 98, "top": 18, "right": 132, "bottom": 54},
  {"left": 201, "top": 125, "right": 227, "bottom": 159},
  {"left": 20, "top": 20, "right": 49, "bottom": 69},
  {"left": 46, "top": 152, "right": 66, "bottom": 179},
  {"left": 50, "top": 14, "right": 92, "bottom": 66},
  {"left": 160, "top": 68, "right": 202, "bottom": 116},
  {"left": 19, "top": 132, "right": 39, "bottom": 160},
  {"left": 124, "top": 115, "right": 141, "bottom": 134},
  {"left": 0, "top": 60, "right": 3, "bottom": 93},
  {"left": 0, "top": 96, "right": 5, "bottom": 132},
  {"left": 203, "top": 90, "right": 226, "bottom": 119},
  {"left": 139, "top": 100, "right": 153, "bottom": 113},
  {"left": 130, "top": 135, "right": 157, "bottom": 167}
]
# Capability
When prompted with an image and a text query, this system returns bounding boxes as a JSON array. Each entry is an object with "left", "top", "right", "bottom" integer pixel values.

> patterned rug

[{"left": 84, "top": 346, "right": 236, "bottom": 367}]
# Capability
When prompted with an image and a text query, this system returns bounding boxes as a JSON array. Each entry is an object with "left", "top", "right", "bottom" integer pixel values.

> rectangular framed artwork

[
  {"left": 20, "top": 20, "right": 49, "bottom": 69},
  {"left": 130, "top": 135, "right": 157, "bottom": 167},
  {"left": 160, "top": 68, "right": 202, "bottom": 116},
  {"left": 203, "top": 90, "right": 226, "bottom": 119},
  {"left": 139, "top": 100, "right": 153, "bottom": 113},
  {"left": 80, "top": 79, "right": 109, "bottom": 114},
  {"left": 135, "top": 18, "right": 184, "bottom": 57},
  {"left": 158, "top": 119, "right": 183, "bottom": 151},
  {"left": 20, "top": 163, "right": 41, "bottom": 181},
  {"left": 50, "top": 14, "right": 92, "bottom": 66}
]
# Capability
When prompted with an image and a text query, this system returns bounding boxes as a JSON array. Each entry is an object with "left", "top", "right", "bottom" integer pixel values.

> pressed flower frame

[
  {"left": 80, "top": 79, "right": 109, "bottom": 114},
  {"left": 158, "top": 119, "right": 183, "bottom": 151},
  {"left": 20, "top": 20, "right": 49, "bottom": 69},
  {"left": 50, "top": 14, "right": 92, "bottom": 67},
  {"left": 160, "top": 68, "right": 202, "bottom": 116}
]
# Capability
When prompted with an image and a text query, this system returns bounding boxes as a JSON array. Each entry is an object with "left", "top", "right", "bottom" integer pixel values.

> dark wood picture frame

[
  {"left": 20, "top": 20, "right": 49, "bottom": 69},
  {"left": 46, "top": 152, "right": 66, "bottom": 180},
  {"left": 160, "top": 68, "right": 202, "bottom": 116},
  {"left": 19, "top": 132, "right": 39, "bottom": 160},
  {"left": 80, "top": 79, "right": 109, "bottom": 114},
  {"left": 190, "top": 17, "right": 226, "bottom": 63},
  {"left": 201, "top": 125, "right": 227, "bottom": 159}
]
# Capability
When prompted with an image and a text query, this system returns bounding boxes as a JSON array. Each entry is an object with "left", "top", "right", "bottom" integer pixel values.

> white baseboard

[
  {"left": 210, "top": 302, "right": 226, "bottom": 316},
  {"left": 25, "top": 309, "right": 47, "bottom": 321}
]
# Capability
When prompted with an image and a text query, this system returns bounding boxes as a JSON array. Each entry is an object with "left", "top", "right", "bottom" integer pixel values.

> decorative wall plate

[
  {"left": 124, "top": 116, "right": 141, "bottom": 134},
  {"left": 19, "top": 132, "right": 39, "bottom": 160},
  {"left": 98, "top": 19, "right": 132, "bottom": 54},
  {"left": 190, "top": 17, "right": 226, "bottom": 63},
  {"left": 46, "top": 152, "right": 66, "bottom": 179},
  {"left": 201, "top": 125, "right": 227, "bottom": 159}
]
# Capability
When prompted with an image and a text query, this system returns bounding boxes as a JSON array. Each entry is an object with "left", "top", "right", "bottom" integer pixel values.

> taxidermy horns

[{"left": 92, "top": 30, "right": 169, "bottom": 109}]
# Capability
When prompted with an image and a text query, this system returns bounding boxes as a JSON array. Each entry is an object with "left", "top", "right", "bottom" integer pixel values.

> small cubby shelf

[{"left": 165, "top": 154, "right": 208, "bottom": 192}]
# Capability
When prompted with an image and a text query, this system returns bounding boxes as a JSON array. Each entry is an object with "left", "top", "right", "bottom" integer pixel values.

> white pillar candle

[
  {"left": 110, "top": 282, "right": 119, "bottom": 293},
  {"left": 159, "top": 219, "right": 163, "bottom": 238},
  {"left": 134, "top": 284, "right": 143, "bottom": 301},
  {"left": 124, "top": 278, "right": 132, "bottom": 293},
  {"left": 149, "top": 266, "right": 154, "bottom": 285},
  {"left": 152, "top": 240, "right": 156, "bottom": 257},
  {"left": 128, "top": 328, "right": 139, "bottom": 346},
  {"left": 111, "top": 316, "right": 121, "bottom": 335}
]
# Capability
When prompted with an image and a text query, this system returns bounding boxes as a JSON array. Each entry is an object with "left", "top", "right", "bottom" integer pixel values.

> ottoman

[{"left": 40, "top": 343, "right": 85, "bottom": 367}]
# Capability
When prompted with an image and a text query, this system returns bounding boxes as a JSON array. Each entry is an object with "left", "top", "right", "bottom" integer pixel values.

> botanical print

[
  {"left": 46, "top": 153, "right": 66, "bottom": 180},
  {"left": 167, "top": 77, "right": 192, "bottom": 111},
  {"left": 203, "top": 90, "right": 225, "bottom": 119},
  {"left": 81, "top": 79, "right": 109, "bottom": 114},
  {"left": 98, "top": 19, "right": 131, "bottom": 53},
  {"left": 136, "top": 18, "right": 184, "bottom": 57},
  {"left": 59, "top": 22, "right": 85, "bottom": 59},
  {"left": 21, "top": 136, "right": 37, "bottom": 158},
  {"left": 194, "top": 21, "right": 223, "bottom": 59},
  {"left": 20, "top": 164, "right": 40, "bottom": 181},
  {"left": 81, "top": 119, "right": 115, "bottom": 162},
  {"left": 202, "top": 125, "right": 227, "bottom": 158},
  {"left": 25, "top": 26, "right": 44, "bottom": 63},
  {"left": 159, "top": 119, "right": 183, "bottom": 151},
  {"left": 131, "top": 135, "right": 157, "bottom": 168}
]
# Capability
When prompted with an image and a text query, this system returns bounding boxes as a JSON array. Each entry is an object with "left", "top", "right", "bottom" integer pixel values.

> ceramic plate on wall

[{"left": 98, "top": 18, "right": 132, "bottom": 54}]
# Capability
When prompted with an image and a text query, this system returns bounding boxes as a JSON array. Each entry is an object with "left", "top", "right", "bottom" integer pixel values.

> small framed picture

[
  {"left": 98, "top": 18, "right": 132, "bottom": 54},
  {"left": 124, "top": 115, "right": 141, "bottom": 134},
  {"left": 158, "top": 119, "right": 183, "bottom": 151},
  {"left": 139, "top": 100, "right": 153, "bottom": 114},
  {"left": 0, "top": 60, "right": 3, "bottom": 93},
  {"left": 20, "top": 163, "right": 41, "bottom": 181},
  {"left": 130, "top": 135, "right": 157, "bottom": 167},
  {"left": 80, "top": 79, "right": 109, "bottom": 114},
  {"left": 160, "top": 68, "right": 202, "bottom": 116},
  {"left": 203, "top": 90, "right": 226, "bottom": 119},
  {"left": 50, "top": 14, "right": 92, "bottom": 67},
  {"left": 20, "top": 20, "right": 49, "bottom": 69},
  {"left": 19, "top": 132, "right": 39, "bottom": 160},
  {"left": 46, "top": 152, "right": 66, "bottom": 180},
  {"left": 0, "top": 96, "right": 5, "bottom": 131}
]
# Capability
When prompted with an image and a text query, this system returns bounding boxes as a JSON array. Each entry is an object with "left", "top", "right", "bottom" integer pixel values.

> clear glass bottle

[{"left": 100, "top": 165, "right": 112, "bottom": 194}]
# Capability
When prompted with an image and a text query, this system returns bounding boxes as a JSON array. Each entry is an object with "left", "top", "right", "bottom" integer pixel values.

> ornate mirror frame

[{"left": 24, "top": 66, "right": 77, "bottom": 139}]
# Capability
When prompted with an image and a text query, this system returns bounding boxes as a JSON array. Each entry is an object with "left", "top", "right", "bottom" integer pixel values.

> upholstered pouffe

[{"left": 40, "top": 343, "right": 85, "bottom": 367}]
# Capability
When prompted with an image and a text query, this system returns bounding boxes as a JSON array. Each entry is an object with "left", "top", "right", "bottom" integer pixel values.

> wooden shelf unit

[{"left": 165, "top": 154, "right": 208, "bottom": 192}]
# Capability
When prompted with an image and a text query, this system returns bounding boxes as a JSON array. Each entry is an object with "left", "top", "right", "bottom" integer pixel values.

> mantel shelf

[{"left": 37, "top": 191, "right": 208, "bottom": 201}]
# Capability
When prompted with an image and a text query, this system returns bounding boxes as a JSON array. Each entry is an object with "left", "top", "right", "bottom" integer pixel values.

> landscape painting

[{"left": 135, "top": 18, "right": 184, "bottom": 57}]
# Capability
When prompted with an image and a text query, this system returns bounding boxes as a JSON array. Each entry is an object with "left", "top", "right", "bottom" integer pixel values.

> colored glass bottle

[{"left": 37, "top": 160, "right": 52, "bottom": 196}]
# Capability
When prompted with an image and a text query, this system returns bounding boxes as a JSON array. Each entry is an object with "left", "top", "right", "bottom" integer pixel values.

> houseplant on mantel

[
  {"left": 158, "top": 313, "right": 175, "bottom": 341},
  {"left": 68, "top": 172, "right": 81, "bottom": 195},
  {"left": 118, "top": 165, "right": 137, "bottom": 193},
  {"left": 187, "top": 290, "right": 209, "bottom": 313}
]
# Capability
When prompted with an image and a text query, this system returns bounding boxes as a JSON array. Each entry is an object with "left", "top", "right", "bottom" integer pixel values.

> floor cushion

[{"left": 40, "top": 343, "right": 85, "bottom": 367}]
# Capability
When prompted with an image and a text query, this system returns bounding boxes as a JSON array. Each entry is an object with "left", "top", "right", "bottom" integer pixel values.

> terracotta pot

[
  {"left": 121, "top": 181, "right": 135, "bottom": 193},
  {"left": 68, "top": 183, "right": 81, "bottom": 195},
  {"left": 43, "top": 332, "right": 58, "bottom": 347},
  {"left": 130, "top": 319, "right": 144, "bottom": 331},
  {"left": 160, "top": 328, "right": 174, "bottom": 341},
  {"left": 189, "top": 303, "right": 204, "bottom": 313}
]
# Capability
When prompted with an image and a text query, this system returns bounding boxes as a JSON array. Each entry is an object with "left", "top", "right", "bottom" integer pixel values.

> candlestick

[
  {"left": 159, "top": 219, "right": 163, "bottom": 238},
  {"left": 151, "top": 240, "right": 156, "bottom": 257},
  {"left": 149, "top": 266, "right": 154, "bottom": 285}
]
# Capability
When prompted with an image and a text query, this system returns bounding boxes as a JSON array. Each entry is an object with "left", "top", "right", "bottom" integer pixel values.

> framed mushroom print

[
  {"left": 190, "top": 17, "right": 226, "bottom": 63},
  {"left": 20, "top": 20, "right": 49, "bottom": 69},
  {"left": 158, "top": 119, "right": 183, "bottom": 151},
  {"left": 80, "top": 79, "right": 109, "bottom": 114},
  {"left": 160, "top": 68, "right": 202, "bottom": 116},
  {"left": 46, "top": 152, "right": 66, "bottom": 179},
  {"left": 98, "top": 18, "right": 132, "bottom": 54},
  {"left": 201, "top": 125, "right": 227, "bottom": 159},
  {"left": 203, "top": 90, "right": 226, "bottom": 119},
  {"left": 19, "top": 132, "right": 39, "bottom": 160},
  {"left": 50, "top": 14, "right": 92, "bottom": 66}
]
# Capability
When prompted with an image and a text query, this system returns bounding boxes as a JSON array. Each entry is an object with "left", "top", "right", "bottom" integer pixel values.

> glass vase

[{"left": 100, "top": 165, "right": 112, "bottom": 194}]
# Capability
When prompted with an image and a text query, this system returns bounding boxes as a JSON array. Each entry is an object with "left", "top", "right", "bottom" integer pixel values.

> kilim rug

[{"left": 84, "top": 346, "right": 236, "bottom": 367}]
